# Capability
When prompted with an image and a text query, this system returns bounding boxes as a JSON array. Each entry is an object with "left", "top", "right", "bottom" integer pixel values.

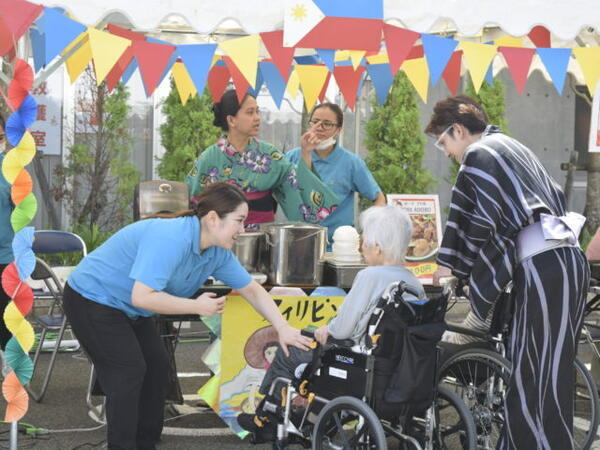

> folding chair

[{"left": 27, "top": 230, "right": 87, "bottom": 402}]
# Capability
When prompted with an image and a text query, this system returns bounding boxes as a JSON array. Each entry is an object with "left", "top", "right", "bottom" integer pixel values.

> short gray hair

[{"left": 359, "top": 206, "right": 412, "bottom": 265}]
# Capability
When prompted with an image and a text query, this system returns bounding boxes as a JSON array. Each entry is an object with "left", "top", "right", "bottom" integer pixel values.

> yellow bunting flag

[
  {"left": 460, "top": 42, "right": 498, "bottom": 93},
  {"left": 172, "top": 62, "right": 197, "bottom": 106},
  {"left": 349, "top": 50, "right": 366, "bottom": 70},
  {"left": 87, "top": 27, "right": 131, "bottom": 85},
  {"left": 366, "top": 53, "right": 389, "bottom": 64},
  {"left": 495, "top": 36, "right": 524, "bottom": 47},
  {"left": 402, "top": 57, "right": 429, "bottom": 103},
  {"left": 65, "top": 37, "right": 93, "bottom": 84},
  {"left": 295, "top": 65, "right": 330, "bottom": 111},
  {"left": 286, "top": 68, "right": 300, "bottom": 100},
  {"left": 573, "top": 47, "right": 600, "bottom": 94},
  {"left": 335, "top": 50, "right": 350, "bottom": 62},
  {"left": 219, "top": 35, "right": 260, "bottom": 88}
]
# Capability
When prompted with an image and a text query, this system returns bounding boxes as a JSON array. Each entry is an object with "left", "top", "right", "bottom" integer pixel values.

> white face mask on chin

[
  {"left": 315, "top": 136, "right": 336, "bottom": 151},
  {"left": 0, "top": 142, "right": 5, "bottom": 154}
]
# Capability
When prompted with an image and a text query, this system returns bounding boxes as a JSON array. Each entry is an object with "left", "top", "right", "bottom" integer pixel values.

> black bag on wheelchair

[{"left": 370, "top": 282, "right": 448, "bottom": 416}]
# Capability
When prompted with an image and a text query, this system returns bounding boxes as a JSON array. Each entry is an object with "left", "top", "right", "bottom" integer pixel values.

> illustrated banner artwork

[
  {"left": 387, "top": 194, "right": 443, "bottom": 285},
  {"left": 216, "top": 295, "right": 344, "bottom": 435}
]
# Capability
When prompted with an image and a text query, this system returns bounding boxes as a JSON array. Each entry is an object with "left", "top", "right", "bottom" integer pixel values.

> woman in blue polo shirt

[
  {"left": 63, "top": 182, "right": 312, "bottom": 450},
  {"left": 286, "top": 103, "right": 386, "bottom": 246}
]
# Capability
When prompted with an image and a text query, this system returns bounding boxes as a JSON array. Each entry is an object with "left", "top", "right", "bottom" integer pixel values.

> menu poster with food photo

[{"left": 387, "top": 194, "right": 443, "bottom": 285}]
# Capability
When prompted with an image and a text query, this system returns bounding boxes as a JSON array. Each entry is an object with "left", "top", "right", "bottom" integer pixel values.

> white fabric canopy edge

[{"left": 30, "top": 0, "right": 599, "bottom": 40}]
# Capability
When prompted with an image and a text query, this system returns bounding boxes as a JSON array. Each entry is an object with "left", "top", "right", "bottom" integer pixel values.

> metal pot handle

[{"left": 264, "top": 229, "right": 325, "bottom": 246}]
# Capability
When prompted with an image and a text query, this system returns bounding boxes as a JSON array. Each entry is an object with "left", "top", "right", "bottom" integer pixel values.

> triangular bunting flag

[
  {"left": 499, "top": 47, "right": 536, "bottom": 94},
  {"left": 260, "top": 30, "right": 294, "bottom": 81},
  {"left": 366, "top": 63, "right": 393, "bottom": 105},
  {"left": 572, "top": 47, "right": 600, "bottom": 94},
  {"left": 131, "top": 40, "right": 175, "bottom": 96},
  {"left": 484, "top": 63, "right": 495, "bottom": 87},
  {"left": 528, "top": 25, "right": 551, "bottom": 48},
  {"left": 295, "top": 65, "right": 329, "bottom": 111},
  {"left": 421, "top": 34, "right": 458, "bottom": 86},
  {"left": 316, "top": 48, "right": 335, "bottom": 72},
  {"left": 495, "top": 36, "right": 523, "bottom": 47},
  {"left": 207, "top": 65, "right": 231, "bottom": 101},
  {"left": 220, "top": 35, "right": 260, "bottom": 88},
  {"left": 107, "top": 24, "right": 145, "bottom": 41},
  {"left": 147, "top": 37, "right": 178, "bottom": 89},
  {"left": 105, "top": 46, "right": 134, "bottom": 92},
  {"left": 333, "top": 66, "right": 365, "bottom": 111},
  {"left": 223, "top": 56, "right": 251, "bottom": 102},
  {"left": 0, "top": 0, "right": 43, "bottom": 55},
  {"left": 382, "top": 24, "right": 420, "bottom": 75},
  {"left": 286, "top": 68, "right": 300, "bottom": 100},
  {"left": 318, "top": 71, "right": 331, "bottom": 103},
  {"left": 402, "top": 58, "right": 429, "bottom": 103},
  {"left": 537, "top": 47, "right": 572, "bottom": 94},
  {"left": 172, "top": 61, "right": 197, "bottom": 105},
  {"left": 29, "top": 27, "right": 45, "bottom": 73},
  {"left": 442, "top": 51, "right": 462, "bottom": 95},
  {"left": 65, "top": 37, "right": 93, "bottom": 84},
  {"left": 349, "top": 50, "right": 366, "bottom": 71},
  {"left": 87, "top": 28, "right": 131, "bottom": 85},
  {"left": 177, "top": 44, "right": 217, "bottom": 96},
  {"left": 260, "top": 61, "right": 287, "bottom": 108},
  {"left": 121, "top": 60, "right": 138, "bottom": 86},
  {"left": 248, "top": 66, "right": 264, "bottom": 96},
  {"left": 459, "top": 41, "right": 498, "bottom": 93},
  {"left": 41, "top": 7, "right": 87, "bottom": 65}
]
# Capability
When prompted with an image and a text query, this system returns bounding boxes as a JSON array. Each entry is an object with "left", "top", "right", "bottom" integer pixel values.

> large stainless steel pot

[
  {"left": 232, "top": 231, "right": 266, "bottom": 273},
  {"left": 261, "top": 222, "right": 326, "bottom": 286}
]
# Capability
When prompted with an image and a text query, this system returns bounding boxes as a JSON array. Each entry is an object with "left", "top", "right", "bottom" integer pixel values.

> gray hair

[{"left": 359, "top": 205, "right": 412, "bottom": 265}]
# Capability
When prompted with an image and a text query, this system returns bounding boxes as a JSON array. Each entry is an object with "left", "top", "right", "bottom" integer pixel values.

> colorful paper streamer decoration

[{"left": 1, "top": 57, "right": 38, "bottom": 425}]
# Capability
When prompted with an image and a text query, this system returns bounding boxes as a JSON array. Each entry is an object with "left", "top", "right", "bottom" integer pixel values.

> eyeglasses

[
  {"left": 308, "top": 119, "right": 339, "bottom": 130},
  {"left": 433, "top": 124, "right": 454, "bottom": 152}
]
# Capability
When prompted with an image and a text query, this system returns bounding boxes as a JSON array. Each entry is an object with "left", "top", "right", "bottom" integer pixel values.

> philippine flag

[{"left": 283, "top": 0, "right": 383, "bottom": 51}]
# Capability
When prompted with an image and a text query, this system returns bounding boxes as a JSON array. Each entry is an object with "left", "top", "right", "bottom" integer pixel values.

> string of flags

[
  {"left": 2, "top": 0, "right": 600, "bottom": 110},
  {"left": 0, "top": 58, "right": 38, "bottom": 422}
]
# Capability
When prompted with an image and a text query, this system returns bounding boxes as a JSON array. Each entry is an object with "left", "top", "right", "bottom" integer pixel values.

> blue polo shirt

[
  {"left": 68, "top": 216, "right": 252, "bottom": 319},
  {"left": 286, "top": 145, "right": 381, "bottom": 244},
  {"left": 0, "top": 153, "right": 14, "bottom": 264}
]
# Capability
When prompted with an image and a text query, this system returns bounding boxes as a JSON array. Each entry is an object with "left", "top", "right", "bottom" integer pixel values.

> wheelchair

[{"left": 247, "top": 281, "right": 477, "bottom": 449}]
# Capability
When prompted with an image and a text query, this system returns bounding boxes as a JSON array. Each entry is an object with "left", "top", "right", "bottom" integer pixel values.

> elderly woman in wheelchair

[{"left": 238, "top": 206, "right": 476, "bottom": 449}]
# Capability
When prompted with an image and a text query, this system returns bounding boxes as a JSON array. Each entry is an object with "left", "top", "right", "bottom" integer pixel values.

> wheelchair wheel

[
  {"left": 437, "top": 347, "right": 510, "bottom": 450},
  {"left": 311, "top": 396, "right": 387, "bottom": 450},
  {"left": 432, "top": 386, "right": 477, "bottom": 449},
  {"left": 573, "top": 358, "right": 600, "bottom": 450}
]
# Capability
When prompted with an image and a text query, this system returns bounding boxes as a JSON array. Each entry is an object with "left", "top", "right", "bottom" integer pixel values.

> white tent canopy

[{"left": 30, "top": 0, "right": 600, "bottom": 40}]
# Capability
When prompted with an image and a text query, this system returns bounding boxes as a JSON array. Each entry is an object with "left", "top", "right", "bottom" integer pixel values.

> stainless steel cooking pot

[
  {"left": 261, "top": 222, "right": 326, "bottom": 286},
  {"left": 232, "top": 231, "right": 266, "bottom": 273}
]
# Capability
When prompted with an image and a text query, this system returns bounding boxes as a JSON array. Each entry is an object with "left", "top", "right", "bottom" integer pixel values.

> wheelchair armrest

[
  {"left": 300, "top": 329, "right": 355, "bottom": 348},
  {"left": 445, "top": 322, "right": 490, "bottom": 340}
]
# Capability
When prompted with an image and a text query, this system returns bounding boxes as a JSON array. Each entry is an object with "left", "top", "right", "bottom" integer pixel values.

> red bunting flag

[
  {"left": 223, "top": 56, "right": 250, "bottom": 102},
  {"left": 105, "top": 47, "right": 134, "bottom": 92},
  {"left": 107, "top": 24, "right": 146, "bottom": 42},
  {"left": 406, "top": 45, "right": 424, "bottom": 61},
  {"left": 260, "top": 31, "right": 294, "bottom": 81},
  {"left": 333, "top": 66, "right": 365, "bottom": 111},
  {"left": 383, "top": 24, "right": 420, "bottom": 75},
  {"left": 442, "top": 51, "right": 463, "bottom": 95},
  {"left": 318, "top": 71, "right": 332, "bottom": 104},
  {"left": 528, "top": 25, "right": 551, "bottom": 48},
  {"left": 499, "top": 47, "right": 536, "bottom": 94},
  {"left": 0, "top": 0, "right": 43, "bottom": 56},
  {"left": 207, "top": 65, "right": 231, "bottom": 102},
  {"left": 131, "top": 40, "right": 176, "bottom": 96}
]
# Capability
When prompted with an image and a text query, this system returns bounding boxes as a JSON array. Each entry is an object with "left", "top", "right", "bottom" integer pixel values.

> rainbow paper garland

[{"left": 0, "top": 58, "right": 38, "bottom": 423}]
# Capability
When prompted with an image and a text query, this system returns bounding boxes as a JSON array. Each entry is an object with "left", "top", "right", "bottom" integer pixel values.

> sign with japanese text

[
  {"left": 30, "top": 68, "right": 63, "bottom": 155},
  {"left": 216, "top": 295, "right": 344, "bottom": 435},
  {"left": 387, "top": 194, "right": 443, "bottom": 285}
]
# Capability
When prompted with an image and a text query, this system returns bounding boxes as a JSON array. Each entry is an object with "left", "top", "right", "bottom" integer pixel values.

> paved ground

[{"left": 0, "top": 299, "right": 598, "bottom": 449}]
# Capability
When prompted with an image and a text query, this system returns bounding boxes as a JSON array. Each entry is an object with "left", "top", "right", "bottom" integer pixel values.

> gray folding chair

[{"left": 27, "top": 230, "right": 86, "bottom": 402}]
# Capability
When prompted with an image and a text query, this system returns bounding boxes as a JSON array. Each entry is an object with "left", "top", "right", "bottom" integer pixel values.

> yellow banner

[
  {"left": 295, "top": 65, "right": 330, "bottom": 111},
  {"left": 217, "top": 295, "right": 344, "bottom": 435},
  {"left": 402, "top": 57, "right": 429, "bottom": 103},
  {"left": 220, "top": 34, "right": 260, "bottom": 88},
  {"left": 573, "top": 47, "right": 600, "bottom": 94},
  {"left": 460, "top": 41, "right": 497, "bottom": 93}
]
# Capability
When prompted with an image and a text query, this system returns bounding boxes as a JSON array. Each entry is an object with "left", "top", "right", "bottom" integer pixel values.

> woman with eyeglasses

[
  {"left": 185, "top": 89, "right": 339, "bottom": 230},
  {"left": 428, "top": 95, "right": 589, "bottom": 450},
  {"left": 286, "top": 103, "right": 385, "bottom": 245},
  {"left": 0, "top": 115, "right": 13, "bottom": 376}
]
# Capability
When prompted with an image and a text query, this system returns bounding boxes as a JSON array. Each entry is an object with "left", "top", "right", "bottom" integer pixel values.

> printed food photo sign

[{"left": 387, "top": 194, "right": 443, "bottom": 285}]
